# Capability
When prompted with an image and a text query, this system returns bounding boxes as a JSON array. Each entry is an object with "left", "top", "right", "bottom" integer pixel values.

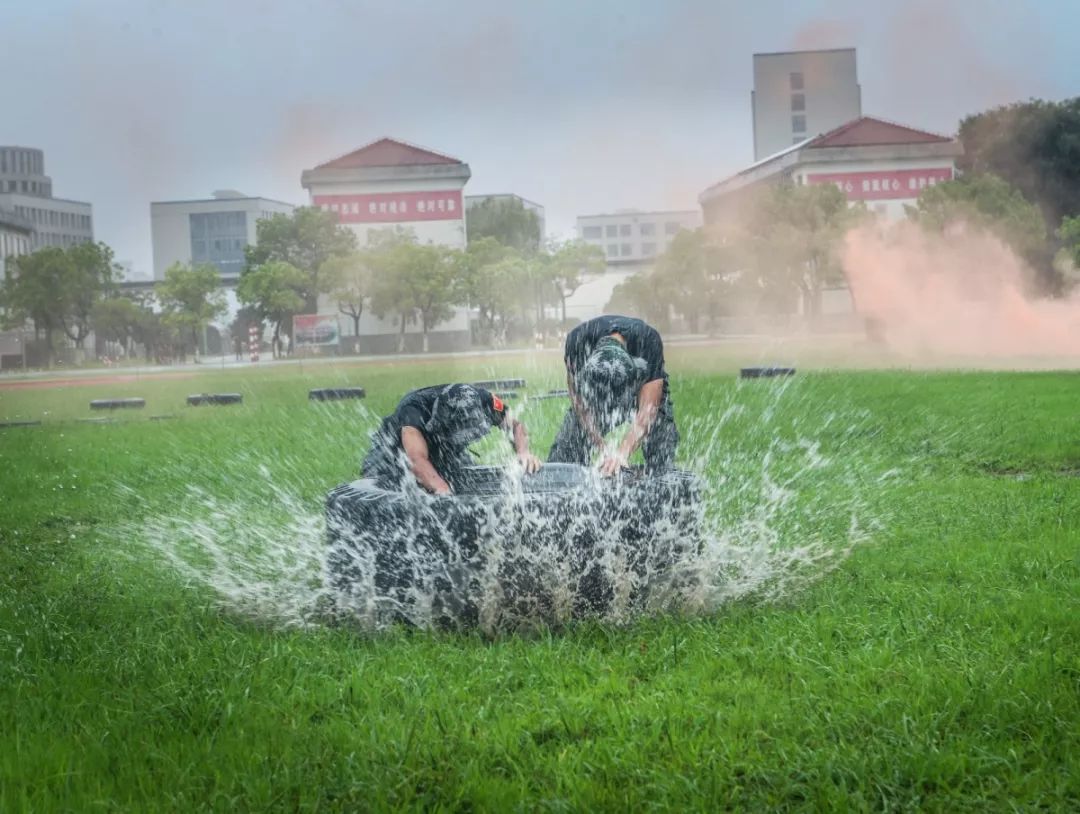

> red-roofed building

[
  {"left": 299, "top": 138, "right": 473, "bottom": 352},
  {"left": 700, "top": 116, "right": 964, "bottom": 224},
  {"left": 301, "top": 137, "right": 471, "bottom": 250}
]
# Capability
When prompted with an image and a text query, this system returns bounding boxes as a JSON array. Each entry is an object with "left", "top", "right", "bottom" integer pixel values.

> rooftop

[
  {"left": 313, "top": 137, "right": 464, "bottom": 171},
  {"left": 753, "top": 47, "right": 856, "bottom": 58},
  {"left": 700, "top": 116, "right": 958, "bottom": 201},
  {"left": 150, "top": 196, "right": 296, "bottom": 208}
]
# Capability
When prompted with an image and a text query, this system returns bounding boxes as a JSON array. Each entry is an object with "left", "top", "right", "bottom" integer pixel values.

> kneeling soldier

[{"left": 363, "top": 383, "right": 541, "bottom": 494}]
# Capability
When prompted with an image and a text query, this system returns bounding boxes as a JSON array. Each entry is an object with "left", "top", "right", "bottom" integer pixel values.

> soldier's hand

[
  {"left": 597, "top": 453, "right": 628, "bottom": 477},
  {"left": 517, "top": 452, "right": 542, "bottom": 474}
]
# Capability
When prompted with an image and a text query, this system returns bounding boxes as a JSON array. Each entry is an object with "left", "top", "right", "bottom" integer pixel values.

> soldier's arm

[
  {"left": 566, "top": 370, "right": 605, "bottom": 449},
  {"left": 504, "top": 417, "right": 541, "bottom": 474},
  {"left": 401, "top": 426, "right": 452, "bottom": 495}
]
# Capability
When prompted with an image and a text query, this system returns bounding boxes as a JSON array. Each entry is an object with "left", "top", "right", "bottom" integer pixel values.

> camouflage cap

[{"left": 576, "top": 336, "right": 647, "bottom": 410}]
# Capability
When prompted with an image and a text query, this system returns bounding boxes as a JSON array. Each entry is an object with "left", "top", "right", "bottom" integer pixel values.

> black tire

[
  {"left": 325, "top": 463, "right": 704, "bottom": 630},
  {"left": 309, "top": 387, "right": 366, "bottom": 401},
  {"left": 90, "top": 398, "right": 146, "bottom": 410},
  {"left": 739, "top": 367, "right": 795, "bottom": 379},
  {"left": 187, "top": 393, "right": 243, "bottom": 406},
  {"left": 471, "top": 378, "right": 526, "bottom": 390},
  {"left": 532, "top": 390, "right": 569, "bottom": 401}
]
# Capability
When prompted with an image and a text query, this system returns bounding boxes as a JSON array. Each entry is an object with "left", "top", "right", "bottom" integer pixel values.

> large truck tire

[{"left": 325, "top": 464, "right": 703, "bottom": 631}]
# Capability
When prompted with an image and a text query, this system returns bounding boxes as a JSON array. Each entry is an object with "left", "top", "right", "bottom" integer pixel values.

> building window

[
  {"left": 582, "top": 225, "right": 602, "bottom": 239},
  {"left": 620, "top": 224, "right": 631, "bottom": 236},
  {"left": 665, "top": 222, "right": 680, "bottom": 236},
  {"left": 621, "top": 243, "right": 632, "bottom": 256},
  {"left": 639, "top": 222, "right": 655, "bottom": 236},
  {"left": 641, "top": 242, "right": 657, "bottom": 257},
  {"left": 790, "top": 71, "right": 804, "bottom": 90},
  {"left": 605, "top": 224, "right": 618, "bottom": 238},
  {"left": 606, "top": 244, "right": 618, "bottom": 257},
  {"left": 20, "top": 181, "right": 27, "bottom": 193},
  {"left": 791, "top": 93, "right": 805, "bottom": 111},
  {"left": 190, "top": 210, "right": 248, "bottom": 275},
  {"left": 792, "top": 114, "right": 806, "bottom": 133}
]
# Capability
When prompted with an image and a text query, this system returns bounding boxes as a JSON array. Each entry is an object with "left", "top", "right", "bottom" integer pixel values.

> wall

[
  {"left": 752, "top": 50, "right": 861, "bottom": 160},
  {"left": 150, "top": 198, "right": 295, "bottom": 279},
  {"left": 794, "top": 155, "right": 956, "bottom": 219},
  {"left": 577, "top": 211, "right": 701, "bottom": 265}
]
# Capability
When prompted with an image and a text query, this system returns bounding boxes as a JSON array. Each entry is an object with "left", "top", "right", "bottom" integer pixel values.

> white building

[
  {"left": 0, "top": 208, "right": 33, "bottom": 279},
  {"left": 301, "top": 138, "right": 472, "bottom": 352},
  {"left": 149, "top": 192, "right": 296, "bottom": 282},
  {"left": 752, "top": 48, "right": 862, "bottom": 161},
  {"left": 700, "top": 116, "right": 962, "bottom": 223},
  {"left": 302, "top": 138, "right": 470, "bottom": 249},
  {"left": 0, "top": 146, "right": 93, "bottom": 250},
  {"left": 700, "top": 116, "right": 963, "bottom": 318},
  {"left": 560, "top": 209, "right": 701, "bottom": 322},
  {"left": 576, "top": 209, "right": 702, "bottom": 267}
]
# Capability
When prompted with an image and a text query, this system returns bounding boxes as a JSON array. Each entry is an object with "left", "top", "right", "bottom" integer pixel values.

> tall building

[
  {"left": 0, "top": 146, "right": 93, "bottom": 250},
  {"left": 301, "top": 137, "right": 472, "bottom": 352},
  {"left": 0, "top": 209, "right": 33, "bottom": 278},
  {"left": 149, "top": 192, "right": 296, "bottom": 281},
  {"left": 465, "top": 194, "right": 546, "bottom": 245},
  {"left": 576, "top": 209, "right": 702, "bottom": 267},
  {"left": 752, "top": 48, "right": 861, "bottom": 160}
]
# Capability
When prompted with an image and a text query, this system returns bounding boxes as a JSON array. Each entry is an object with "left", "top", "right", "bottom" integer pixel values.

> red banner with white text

[
  {"left": 312, "top": 190, "right": 463, "bottom": 223},
  {"left": 806, "top": 168, "right": 954, "bottom": 200}
]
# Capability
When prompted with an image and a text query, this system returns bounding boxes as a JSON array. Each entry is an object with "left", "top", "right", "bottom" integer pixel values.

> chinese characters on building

[
  {"left": 805, "top": 168, "right": 954, "bottom": 201},
  {"left": 311, "top": 191, "right": 462, "bottom": 224}
]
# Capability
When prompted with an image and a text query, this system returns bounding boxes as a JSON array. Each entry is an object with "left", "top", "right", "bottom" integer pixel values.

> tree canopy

[
  {"left": 155, "top": 262, "right": 227, "bottom": 357},
  {"left": 1, "top": 241, "right": 119, "bottom": 363},
  {"left": 737, "top": 182, "right": 859, "bottom": 316},
  {"left": 909, "top": 173, "right": 1050, "bottom": 288},
  {"left": 244, "top": 207, "right": 357, "bottom": 312},
  {"left": 465, "top": 197, "right": 543, "bottom": 253},
  {"left": 957, "top": 98, "right": 1080, "bottom": 230},
  {"left": 236, "top": 260, "right": 307, "bottom": 352}
]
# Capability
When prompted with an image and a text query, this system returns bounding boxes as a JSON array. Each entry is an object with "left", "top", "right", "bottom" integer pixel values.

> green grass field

[{"left": 1, "top": 350, "right": 1078, "bottom": 811}]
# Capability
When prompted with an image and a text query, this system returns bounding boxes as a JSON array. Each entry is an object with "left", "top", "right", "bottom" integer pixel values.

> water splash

[{"left": 115, "top": 381, "right": 889, "bottom": 634}]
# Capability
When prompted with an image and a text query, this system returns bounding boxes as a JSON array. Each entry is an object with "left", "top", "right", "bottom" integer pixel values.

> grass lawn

[{"left": 1, "top": 350, "right": 1078, "bottom": 811}]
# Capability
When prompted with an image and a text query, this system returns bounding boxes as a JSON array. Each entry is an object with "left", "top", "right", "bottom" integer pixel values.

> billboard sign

[
  {"left": 312, "top": 190, "right": 463, "bottom": 224},
  {"left": 293, "top": 314, "right": 339, "bottom": 347},
  {"left": 806, "top": 168, "right": 954, "bottom": 200}
]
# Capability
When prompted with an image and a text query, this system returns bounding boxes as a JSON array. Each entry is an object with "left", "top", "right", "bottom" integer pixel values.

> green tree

[
  {"left": 957, "top": 98, "right": 1080, "bottom": 229},
  {"left": 465, "top": 197, "right": 542, "bottom": 252},
  {"left": 909, "top": 173, "right": 1049, "bottom": 286},
  {"left": 236, "top": 260, "right": 307, "bottom": 357},
  {"left": 654, "top": 229, "right": 730, "bottom": 332},
  {"left": 369, "top": 240, "right": 463, "bottom": 353},
  {"left": 62, "top": 241, "right": 119, "bottom": 349},
  {"left": 245, "top": 207, "right": 357, "bottom": 313},
  {"left": 1057, "top": 215, "right": 1080, "bottom": 292},
  {"left": 738, "top": 182, "right": 858, "bottom": 316},
  {"left": 605, "top": 272, "right": 672, "bottom": 331},
  {"left": 456, "top": 237, "right": 519, "bottom": 343},
  {"left": 546, "top": 240, "right": 605, "bottom": 324},
  {"left": 320, "top": 251, "right": 373, "bottom": 339},
  {"left": 155, "top": 263, "right": 226, "bottom": 359},
  {"left": 91, "top": 295, "right": 146, "bottom": 355},
  {"left": 1, "top": 248, "right": 71, "bottom": 365}
]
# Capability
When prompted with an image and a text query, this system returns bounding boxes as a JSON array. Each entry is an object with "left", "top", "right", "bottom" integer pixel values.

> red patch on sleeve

[{"left": 492, "top": 395, "right": 504, "bottom": 413}]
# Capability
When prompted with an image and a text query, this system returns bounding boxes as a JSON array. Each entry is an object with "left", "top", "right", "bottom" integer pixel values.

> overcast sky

[{"left": 7, "top": 0, "right": 1079, "bottom": 272}]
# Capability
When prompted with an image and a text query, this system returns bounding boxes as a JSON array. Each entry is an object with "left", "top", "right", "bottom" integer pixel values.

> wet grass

[{"left": 1, "top": 354, "right": 1079, "bottom": 811}]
